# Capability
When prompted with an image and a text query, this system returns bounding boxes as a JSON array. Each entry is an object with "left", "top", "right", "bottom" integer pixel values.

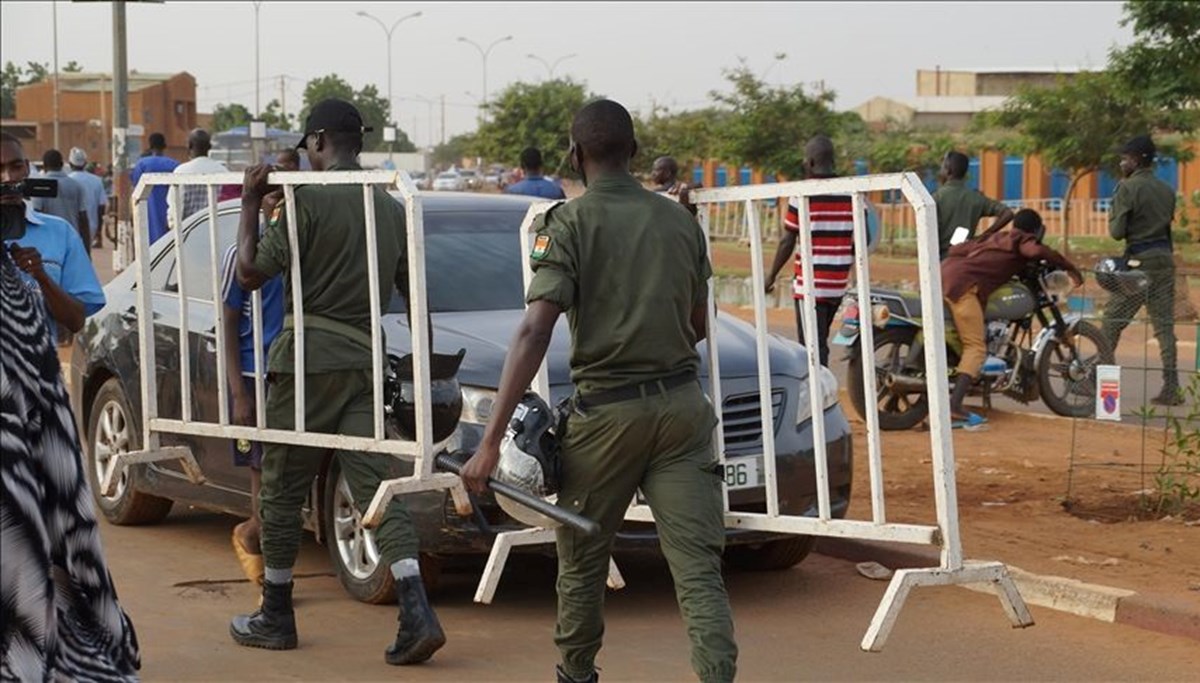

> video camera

[{"left": 0, "top": 178, "right": 58, "bottom": 200}]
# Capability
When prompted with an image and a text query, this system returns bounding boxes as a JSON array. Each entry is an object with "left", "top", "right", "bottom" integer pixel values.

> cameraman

[{"left": 1, "top": 132, "right": 105, "bottom": 338}]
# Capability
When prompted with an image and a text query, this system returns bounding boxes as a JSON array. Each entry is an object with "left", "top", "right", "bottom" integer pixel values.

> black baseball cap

[
  {"left": 297, "top": 98, "right": 373, "bottom": 150},
  {"left": 1118, "top": 134, "right": 1156, "bottom": 161}
]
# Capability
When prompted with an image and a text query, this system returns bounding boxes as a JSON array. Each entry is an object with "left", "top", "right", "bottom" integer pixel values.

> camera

[{"left": 0, "top": 178, "right": 58, "bottom": 199}]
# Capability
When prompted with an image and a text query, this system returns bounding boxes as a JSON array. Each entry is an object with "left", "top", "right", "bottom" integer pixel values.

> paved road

[{"left": 101, "top": 508, "right": 1198, "bottom": 682}]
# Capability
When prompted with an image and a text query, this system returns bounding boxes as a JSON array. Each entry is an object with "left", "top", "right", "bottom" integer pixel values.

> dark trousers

[
  {"left": 794, "top": 298, "right": 840, "bottom": 367},
  {"left": 1100, "top": 252, "right": 1177, "bottom": 387}
]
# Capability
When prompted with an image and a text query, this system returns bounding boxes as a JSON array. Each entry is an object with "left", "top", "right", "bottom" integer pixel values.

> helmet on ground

[
  {"left": 385, "top": 349, "right": 465, "bottom": 443},
  {"left": 494, "top": 392, "right": 562, "bottom": 528},
  {"left": 1093, "top": 258, "right": 1148, "bottom": 296}
]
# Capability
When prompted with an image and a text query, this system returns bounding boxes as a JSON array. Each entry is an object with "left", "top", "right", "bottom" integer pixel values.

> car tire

[
  {"left": 322, "top": 459, "right": 443, "bottom": 604},
  {"left": 724, "top": 536, "right": 816, "bottom": 571},
  {"left": 86, "top": 378, "right": 174, "bottom": 525}
]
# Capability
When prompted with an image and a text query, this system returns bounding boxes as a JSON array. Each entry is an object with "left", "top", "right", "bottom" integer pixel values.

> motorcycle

[{"left": 833, "top": 261, "right": 1114, "bottom": 430}]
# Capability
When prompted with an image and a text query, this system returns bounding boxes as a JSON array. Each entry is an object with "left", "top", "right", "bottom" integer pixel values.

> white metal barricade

[
  {"left": 476, "top": 173, "right": 1032, "bottom": 652},
  {"left": 102, "top": 170, "right": 468, "bottom": 530}
]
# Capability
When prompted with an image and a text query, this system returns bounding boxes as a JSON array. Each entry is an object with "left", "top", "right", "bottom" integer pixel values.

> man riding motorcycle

[{"left": 942, "top": 209, "right": 1083, "bottom": 428}]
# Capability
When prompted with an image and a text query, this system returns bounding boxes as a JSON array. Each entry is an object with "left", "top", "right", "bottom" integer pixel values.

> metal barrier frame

[
  {"left": 103, "top": 170, "right": 466, "bottom": 528},
  {"left": 477, "top": 173, "right": 1032, "bottom": 652}
]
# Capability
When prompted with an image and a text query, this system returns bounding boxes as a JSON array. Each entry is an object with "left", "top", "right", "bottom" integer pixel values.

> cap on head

[
  {"left": 149, "top": 132, "right": 167, "bottom": 151},
  {"left": 1119, "top": 135, "right": 1156, "bottom": 163},
  {"left": 68, "top": 147, "right": 88, "bottom": 167},
  {"left": 297, "top": 98, "right": 373, "bottom": 150}
]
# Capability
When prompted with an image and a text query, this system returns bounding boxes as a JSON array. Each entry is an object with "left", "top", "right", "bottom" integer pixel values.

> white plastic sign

[{"left": 1095, "top": 365, "right": 1121, "bottom": 421}]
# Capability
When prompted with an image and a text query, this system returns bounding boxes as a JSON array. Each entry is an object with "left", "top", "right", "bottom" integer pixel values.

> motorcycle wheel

[
  {"left": 848, "top": 327, "right": 930, "bottom": 431},
  {"left": 1037, "top": 321, "right": 1113, "bottom": 418}
]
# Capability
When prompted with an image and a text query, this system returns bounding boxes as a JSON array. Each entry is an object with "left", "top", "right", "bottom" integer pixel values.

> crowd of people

[{"left": 0, "top": 91, "right": 1185, "bottom": 680}]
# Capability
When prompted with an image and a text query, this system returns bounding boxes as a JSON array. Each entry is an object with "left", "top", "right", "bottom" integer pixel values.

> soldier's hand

[
  {"left": 461, "top": 443, "right": 500, "bottom": 495},
  {"left": 10, "top": 245, "right": 47, "bottom": 282},
  {"left": 231, "top": 390, "right": 255, "bottom": 427},
  {"left": 242, "top": 164, "right": 276, "bottom": 201},
  {"left": 261, "top": 189, "right": 285, "bottom": 221}
]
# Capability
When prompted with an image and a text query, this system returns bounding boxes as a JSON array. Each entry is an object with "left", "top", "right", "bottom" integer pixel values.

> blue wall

[{"left": 1004, "top": 156, "right": 1023, "bottom": 200}]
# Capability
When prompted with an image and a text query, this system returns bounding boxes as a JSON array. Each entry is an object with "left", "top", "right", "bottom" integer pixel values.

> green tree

[
  {"left": 981, "top": 70, "right": 1197, "bottom": 254},
  {"left": 472, "top": 78, "right": 593, "bottom": 175},
  {"left": 1109, "top": 0, "right": 1200, "bottom": 111},
  {"left": 62, "top": 60, "right": 84, "bottom": 73},
  {"left": 710, "top": 59, "right": 845, "bottom": 179},
  {"left": 300, "top": 74, "right": 415, "bottom": 153},
  {"left": 432, "top": 133, "right": 477, "bottom": 168},
  {"left": 212, "top": 102, "right": 252, "bottom": 133},
  {"left": 860, "top": 121, "right": 957, "bottom": 177},
  {"left": 634, "top": 106, "right": 731, "bottom": 175},
  {"left": 1, "top": 61, "right": 51, "bottom": 118},
  {"left": 260, "top": 98, "right": 293, "bottom": 132}
]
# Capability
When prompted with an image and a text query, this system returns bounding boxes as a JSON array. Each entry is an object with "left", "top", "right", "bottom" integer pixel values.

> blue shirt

[
  {"left": 131, "top": 154, "right": 179, "bottom": 244},
  {"left": 70, "top": 168, "right": 108, "bottom": 236},
  {"left": 505, "top": 175, "right": 566, "bottom": 200},
  {"left": 4, "top": 204, "right": 106, "bottom": 341},
  {"left": 220, "top": 242, "right": 283, "bottom": 375}
]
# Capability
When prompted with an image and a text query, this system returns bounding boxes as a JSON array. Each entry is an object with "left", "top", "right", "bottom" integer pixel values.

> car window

[
  {"left": 438, "top": 173, "right": 457, "bottom": 180},
  {"left": 162, "top": 210, "right": 241, "bottom": 299},
  {"left": 150, "top": 250, "right": 176, "bottom": 292},
  {"left": 389, "top": 209, "right": 527, "bottom": 314}
]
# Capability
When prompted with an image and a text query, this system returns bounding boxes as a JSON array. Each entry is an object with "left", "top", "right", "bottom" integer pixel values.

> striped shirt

[{"left": 784, "top": 194, "right": 855, "bottom": 301}]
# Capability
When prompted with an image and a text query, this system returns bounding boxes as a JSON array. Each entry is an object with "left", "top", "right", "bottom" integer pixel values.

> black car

[{"left": 70, "top": 192, "right": 853, "bottom": 604}]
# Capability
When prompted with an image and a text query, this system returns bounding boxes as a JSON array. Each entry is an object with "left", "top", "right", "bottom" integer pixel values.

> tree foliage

[
  {"left": 432, "top": 133, "right": 477, "bottom": 168},
  {"left": 709, "top": 60, "right": 847, "bottom": 179},
  {"left": 1109, "top": 0, "right": 1200, "bottom": 111},
  {"left": 1, "top": 60, "right": 51, "bottom": 119},
  {"left": 472, "top": 78, "right": 593, "bottom": 175},
  {"left": 634, "top": 106, "right": 731, "bottom": 174},
  {"left": 299, "top": 73, "right": 415, "bottom": 153},
  {"left": 860, "top": 122, "right": 958, "bottom": 177},
  {"left": 211, "top": 102, "right": 252, "bottom": 133}
]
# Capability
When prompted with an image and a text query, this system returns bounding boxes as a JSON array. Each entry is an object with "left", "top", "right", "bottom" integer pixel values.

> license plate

[{"left": 724, "top": 456, "right": 761, "bottom": 491}]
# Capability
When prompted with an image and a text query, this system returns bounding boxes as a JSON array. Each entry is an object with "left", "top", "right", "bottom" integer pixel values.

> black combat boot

[
  {"left": 229, "top": 580, "right": 298, "bottom": 650},
  {"left": 557, "top": 664, "right": 599, "bottom": 683},
  {"left": 1151, "top": 373, "right": 1184, "bottom": 407},
  {"left": 385, "top": 576, "right": 446, "bottom": 665}
]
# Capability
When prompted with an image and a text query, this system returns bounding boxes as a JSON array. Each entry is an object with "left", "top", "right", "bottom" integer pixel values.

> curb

[{"left": 815, "top": 537, "right": 1200, "bottom": 642}]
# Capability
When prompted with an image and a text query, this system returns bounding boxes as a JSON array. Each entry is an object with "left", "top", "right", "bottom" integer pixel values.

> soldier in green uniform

[
  {"left": 934, "top": 151, "right": 1014, "bottom": 259},
  {"left": 1101, "top": 135, "right": 1181, "bottom": 406},
  {"left": 461, "top": 99, "right": 737, "bottom": 683},
  {"left": 228, "top": 99, "right": 447, "bottom": 663}
]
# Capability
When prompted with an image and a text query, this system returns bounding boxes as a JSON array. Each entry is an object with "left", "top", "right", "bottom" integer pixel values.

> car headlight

[
  {"left": 460, "top": 386, "right": 497, "bottom": 424},
  {"left": 795, "top": 365, "right": 841, "bottom": 426}
]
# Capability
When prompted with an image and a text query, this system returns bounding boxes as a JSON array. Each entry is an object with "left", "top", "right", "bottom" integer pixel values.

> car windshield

[
  {"left": 391, "top": 209, "right": 527, "bottom": 313},
  {"left": 438, "top": 173, "right": 457, "bottom": 179}
]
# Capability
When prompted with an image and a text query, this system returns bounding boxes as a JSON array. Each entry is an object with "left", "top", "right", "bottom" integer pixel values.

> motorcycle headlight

[
  {"left": 1042, "top": 270, "right": 1074, "bottom": 299},
  {"left": 460, "top": 386, "right": 497, "bottom": 424},
  {"left": 795, "top": 365, "right": 841, "bottom": 426}
]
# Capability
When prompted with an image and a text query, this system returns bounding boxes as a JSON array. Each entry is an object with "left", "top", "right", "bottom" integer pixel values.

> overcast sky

[{"left": 2, "top": 1, "right": 1132, "bottom": 147}]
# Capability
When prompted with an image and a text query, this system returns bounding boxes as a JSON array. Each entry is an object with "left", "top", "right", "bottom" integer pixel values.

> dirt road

[{"left": 100, "top": 508, "right": 1199, "bottom": 681}]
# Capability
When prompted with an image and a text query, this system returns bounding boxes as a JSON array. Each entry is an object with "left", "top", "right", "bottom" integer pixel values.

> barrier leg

[
  {"left": 101, "top": 446, "right": 205, "bottom": 496},
  {"left": 474, "top": 528, "right": 627, "bottom": 604},
  {"left": 861, "top": 562, "right": 1033, "bottom": 652},
  {"left": 362, "top": 472, "right": 462, "bottom": 528}
]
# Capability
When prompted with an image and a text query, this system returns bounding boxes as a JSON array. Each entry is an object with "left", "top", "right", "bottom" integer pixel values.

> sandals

[{"left": 951, "top": 412, "right": 988, "bottom": 430}]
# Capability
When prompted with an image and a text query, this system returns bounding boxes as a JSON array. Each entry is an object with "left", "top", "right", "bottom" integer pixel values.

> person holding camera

[{"left": 1, "top": 132, "right": 105, "bottom": 341}]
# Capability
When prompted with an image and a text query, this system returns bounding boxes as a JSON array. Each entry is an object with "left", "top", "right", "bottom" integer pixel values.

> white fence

[
  {"left": 475, "top": 172, "right": 1032, "bottom": 652},
  {"left": 102, "top": 170, "right": 470, "bottom": 531}
]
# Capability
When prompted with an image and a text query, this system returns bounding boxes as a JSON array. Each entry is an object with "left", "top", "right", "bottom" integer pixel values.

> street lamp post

[
  {"left": 457, "top": 35, "right": 512, "bottom": 123},
  {"left": 526, "top": 53, "right": 577, "bottom": 80},
  {"left": 358, "top": 10, "right": 423, "bottom": 162},
  {"left": 52, "top": 1, "right": 60, "bottom": 148}
]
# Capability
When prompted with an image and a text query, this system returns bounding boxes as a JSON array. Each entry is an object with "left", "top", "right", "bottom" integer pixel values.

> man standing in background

[
  {"left": 504, "top": 147, "right": 566, "bottom": 200},
  {"left": 32, "top": 149, "right": 90, "bottom": 255},
  {"left": 933, "top": 151, "right": 1013, "bottom": 259},
  {"left": 130, "top": 132, "right": 178, "bottom": 244},
  {"left": 68, "top": 148, "right": 107, "bottom": 252},
  {"left": 169, "top": 129, "right": 233, "bottom": 228}
]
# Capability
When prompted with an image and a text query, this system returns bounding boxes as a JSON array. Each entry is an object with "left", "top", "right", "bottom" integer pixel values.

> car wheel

[
  {"left": 86, "top": 378, "right": 173, "bottom": 525},
  {"left": 724, "top": 536, "right": 816, "bottom": 571}
]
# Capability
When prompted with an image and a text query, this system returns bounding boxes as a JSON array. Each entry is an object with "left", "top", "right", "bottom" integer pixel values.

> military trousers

[
  {"left": 259, "top": 370, "right": 418, "bottom": 570},
  {"left": 1100, "top": 252, "right": 1177, "bottom": 386},
  {"left": 554, "top": 380, "right": 737, "bottom": 683}
]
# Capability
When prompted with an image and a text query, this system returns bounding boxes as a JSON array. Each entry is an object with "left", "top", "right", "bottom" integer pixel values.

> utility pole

[
  {"left": 279, "top": 75, "right": 287, "bottom": 128},
  {"left": 112, "top": 0, "right": 131, "bottom": 269},
  {"left": 357, "top": 10, "right": 423, "bottom": 163},
  {"left": 440, "top": 94, "right": 446, "bottom": 146},
  {"left": 457, "top": 35, "right": 513, "bottom": 124},
  {"left": 52, "top": 1, "right": 61, "bottom": 148}
]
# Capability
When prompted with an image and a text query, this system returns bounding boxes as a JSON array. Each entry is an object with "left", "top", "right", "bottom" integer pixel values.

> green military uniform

[
  {"left": 252, "top": 161, "right": 419, "bottom": 571},
  {"left": 1100, "top": 167, "right": 1179, "bottom": 392},
  {"left": 933, "top": 179, "right": 1009, "bottom": 258},
  {"left": 526, "top": 173, "right": 737, "bottom": 683}
]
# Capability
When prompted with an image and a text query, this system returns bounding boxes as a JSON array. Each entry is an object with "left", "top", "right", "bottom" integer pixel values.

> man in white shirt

[
  {"left": 168, "top": 128, "right": 231, "bottom": 228},
  {"left": 67, "top": 148, "right": 108, "bottom": 250}
]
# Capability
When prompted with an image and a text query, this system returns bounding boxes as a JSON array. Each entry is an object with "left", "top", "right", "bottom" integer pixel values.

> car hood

[{"left": 384, "top": 309, "right": 810, "bottom": 390}]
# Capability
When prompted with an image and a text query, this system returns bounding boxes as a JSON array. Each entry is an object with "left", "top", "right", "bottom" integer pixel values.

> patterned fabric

[
  {"left": 784, "top": 194, "right": 855, "bottom": 301},
  {"left": 0, "top": 248, "right": 141, "bottom": 682}
]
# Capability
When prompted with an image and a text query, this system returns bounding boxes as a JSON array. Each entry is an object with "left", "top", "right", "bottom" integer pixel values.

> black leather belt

[
  {"left": 576, "top": 372, "right": 697, "bottom": 408},
  {"left": 1126, "top": 238, "right": 1172, "bottom": 256}
]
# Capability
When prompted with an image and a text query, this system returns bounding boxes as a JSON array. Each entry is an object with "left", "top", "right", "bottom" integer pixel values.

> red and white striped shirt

[{"left": 784, "top": 194, "right": 855, "bottom": 301}]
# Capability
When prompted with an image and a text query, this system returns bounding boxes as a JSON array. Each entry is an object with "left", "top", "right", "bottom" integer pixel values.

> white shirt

[{"left": 168, "top": 155, "right": 230, "bottom": 229}]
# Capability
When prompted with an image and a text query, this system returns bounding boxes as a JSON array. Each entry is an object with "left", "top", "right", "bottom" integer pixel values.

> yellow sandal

[{"left": 231, "top": 530, "right": 265, "bottom": 586}]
